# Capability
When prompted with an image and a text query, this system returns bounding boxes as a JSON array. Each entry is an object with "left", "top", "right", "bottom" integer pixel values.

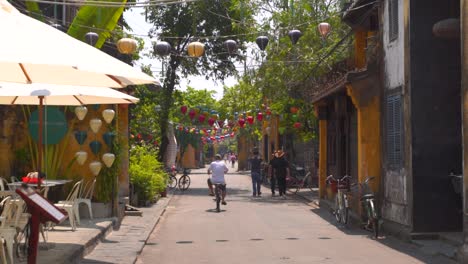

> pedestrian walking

[
  {"left": 248, "top": 149, "right": 263, "bottom": 197},
  {"left": 269, "top": 150, "right": 290, "bottom": 197},
  {"left": 230, "top": 153, "right": 236, "bottom": 168}
]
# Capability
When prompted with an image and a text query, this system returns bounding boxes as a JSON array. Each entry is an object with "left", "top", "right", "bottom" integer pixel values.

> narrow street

[{"left": 136, "top": 167, "right": 454, "bottom": 264}]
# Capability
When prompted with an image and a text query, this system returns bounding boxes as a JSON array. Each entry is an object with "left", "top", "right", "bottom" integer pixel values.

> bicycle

[
  {"left": 213, "top": 183, "right": 226, "bottom": 212},
  {"left": 352, "top": 176, "right": 380, "bottom": 239},
  {"left": 286, "top": 168, "right": 315, "bottom": 193},
  {"left": 326, "top": 175, "right": 351, "bottom": 225},
  {"left": 178, "top": 168, "right": 191, "bottom": 191},
  {"left": 166, "top": 166, "right": 177, "bottom": 189}
]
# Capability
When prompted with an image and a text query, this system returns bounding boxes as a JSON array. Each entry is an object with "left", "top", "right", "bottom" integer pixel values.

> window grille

[
  {"left": 388, "top": 0, "right": 399, "bottom": 41},
  {"left": 386, "top": 91, "right": 403, "bottom": 169}
]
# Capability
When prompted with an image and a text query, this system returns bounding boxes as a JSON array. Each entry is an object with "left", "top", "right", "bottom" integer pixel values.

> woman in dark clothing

[{"left": 268, "top": 150, "right": 290, "bottom": 197}]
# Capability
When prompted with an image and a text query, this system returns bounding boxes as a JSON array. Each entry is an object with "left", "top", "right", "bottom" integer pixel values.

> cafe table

[{"left": 8, "top": 180, "right": 72, "bottom": 199}]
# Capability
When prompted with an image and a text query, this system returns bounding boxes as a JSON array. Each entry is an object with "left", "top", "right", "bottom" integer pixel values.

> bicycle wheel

[
  {"left": 178, "top": 175, "right": 191, "bottom": 191},
  {"left": 334, "top": 194, "right": 341, "bottom": 223},
  {"left": 215, "top": 186, "right": 221, "bottom": 212},
  {"left": 341, "top": 194, "right": 349, "bottom": 225},
  {"left": 168, "top": 175, "right": 177, "bottom": 189},
  {"left": 287, "top": 178, "right": 299, "bottom": 194},
  {"left": 368, "top": 200, "right": 379, "bottom": 238}
]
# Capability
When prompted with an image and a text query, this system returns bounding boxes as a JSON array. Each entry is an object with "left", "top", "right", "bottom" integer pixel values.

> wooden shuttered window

[
  {"left": 386, "top": 92, "right": 403, "bottom": 169},
  {"left": 388, "top": 0, "right": 398, "bottom": 41}
]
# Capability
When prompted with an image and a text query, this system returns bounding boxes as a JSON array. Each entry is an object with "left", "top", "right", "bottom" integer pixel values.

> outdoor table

[{"left": 8, "top": 180, "right": 72, "bottom": 199}]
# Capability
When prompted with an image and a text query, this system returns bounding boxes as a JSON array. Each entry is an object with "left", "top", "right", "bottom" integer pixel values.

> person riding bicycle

[{"left": 207, "top": 154, "right": 229, "bottom": 205}]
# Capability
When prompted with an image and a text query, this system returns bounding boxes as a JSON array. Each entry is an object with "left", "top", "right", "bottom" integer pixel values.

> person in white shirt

[{"left": 207, "top": 154, "right": 229, "bottom": 205}]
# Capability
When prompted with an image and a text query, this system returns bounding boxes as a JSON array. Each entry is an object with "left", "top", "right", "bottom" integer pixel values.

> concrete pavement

[{"left": 135, "top": 167, "right": 456, "bottom": 264}]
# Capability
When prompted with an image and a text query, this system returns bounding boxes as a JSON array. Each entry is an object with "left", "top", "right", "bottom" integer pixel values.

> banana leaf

[
  {"left": 24, "top": 1, "right": 43, "bottom": 21},
  {"left": 67, "top": 0, "right": 127, "bottom": 48}
]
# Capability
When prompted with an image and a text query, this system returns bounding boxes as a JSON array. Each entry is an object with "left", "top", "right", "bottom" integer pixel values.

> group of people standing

[{"left": 248, "top": 149, "right": 290, "bottom": 198}]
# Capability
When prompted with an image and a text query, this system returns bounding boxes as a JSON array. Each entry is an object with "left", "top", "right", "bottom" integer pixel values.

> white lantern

[
  {"left": 75, "top": 151, "right": 88, "bottom": 165},
  {"left": 187, "top": 42, "right": 205, "bottom": 57},
  {"left": 318, "top": 22, "right": 331, "bottom": 39},
  {"left": 89, "top": 118, "right": 102, "bottom": 134},
  {"left": 75, "top": 106, "right": 88, "bottom": 121},
  {"left": 102, "top": 153, "right": 116, "bottom": 168},
  {"left": 102, "top": 109, "right": 115, "bottom": 124},
  {"left": 89, "top": 161, "right": 102, "bottom": 176}
]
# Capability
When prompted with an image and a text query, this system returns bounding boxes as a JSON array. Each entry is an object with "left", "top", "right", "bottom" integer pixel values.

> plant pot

[{"left": 160, "top": 188, "right": 167, "bottom": 197}]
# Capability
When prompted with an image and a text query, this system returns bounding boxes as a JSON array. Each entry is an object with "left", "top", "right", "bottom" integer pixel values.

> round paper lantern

[
  {"left": 257, "top": 112, "right": 263, "bottom": 121},
  {"left": 217, "top": 120, "right": 224, "bottom": 128},
  {"left": 187, "top": 41, "right": 205, "bottom": 57},
  {"left": 198, "top": 115, "right": 206, "bottom": 123},
  {"left": 89, "top": 161, "right": 102, "bottom": 176},
  {"left": 224, "top": 39, "right": 237, "bottom": 55},
  {"left": 154, "top": 41, "right": 172, "bottom": 56},
  {"left": 246, "top": 116, "right": 254, "bottom": 125},
  {"left": 294, "top": 122, "right": 302, "bottom": 129},
  {"left": 74, "top": 131, "right": 88, "bottom": 145},
  {"left": 102, "top": 153, "right": 116, "bottom": 168},
  {"left": 75, "top": 151, "right": 88, "bottom": 165},
  {"left": 208, "top": 118, "right": 215, "bottom": 126},
  {"left": 74, "top": 106, "right": 88, "bottom": 120},
  {"left": 318, "top": 22, "right": 331, "bottom": 39},
  {"left": 103, "top": 132, "right": 116, "bottom": 147},
  {"left": 256, "top": 36, "right": 269, "bottom": 51},
  {"left": 266, "top": 107, "right": 272, "bottom": 115},
  {"left": 189, "top": 109, "right": 196, "bottom": 120},
  {"left": 89, "top": 118, "right": 102, "bottom": 134},
  {"left": 238, "top": 118, "right": 246, "bottom": 127},
  {"left": 288, "top": 29, "right": 302, "bottom": 45},
  {"left": 102, "top": 109, "right": 115, "bottom": 124},
  {"left": 89, "top": 140, "right": 102, "bottom": 155},
  {"left": 84, "top": 32, "right": 99, "bottom": 46},
  {"left": 292, "top": 114, "right": 298, "bottom": 121},
  {"left": 180, "top": 105, "right": 188, "bottom": 115},
  {"left": 290, "top": 106, "right": 299, "bottom": 114},
  {"left": 117, "top": 38, "right": 138, "bottom": 54}
]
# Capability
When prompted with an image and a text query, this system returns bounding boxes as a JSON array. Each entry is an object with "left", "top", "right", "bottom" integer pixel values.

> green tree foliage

[{"left": 145, "top": 0, "right": 254, "bottom": 161}]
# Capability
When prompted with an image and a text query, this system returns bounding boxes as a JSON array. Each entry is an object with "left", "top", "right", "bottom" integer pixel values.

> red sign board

[{"left": 16, "top": 187, "right": 67, "bottom": 224}]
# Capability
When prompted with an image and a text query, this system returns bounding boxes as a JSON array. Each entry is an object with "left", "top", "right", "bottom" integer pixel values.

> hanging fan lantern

[
  {"left": 318, "top": 22, "right": 331, "bottom": 39},
  {"left": 180, "top": 105, "right": 188, "bottom": 115},
  {"left": 75, "top": 151, "right": 88, "bottom": 165},
  {"left": 84, "top": 32, "right": 99, "bottom": 46},
  {"left": 89, "top": 161, "right": 102, "bottom": 176},
  {"left": 288, "top": 29, "right": 302, "bottom": 45},
  {"left": 256, "top": 36, "right": 269, "bottom": 51},
  {"left": 102, "top": 153, "right": 116, "bottom": 168},
  {"left": 74, "top": 131, "right": 88, "bottom": 145},
  {"left": 224, "top": 39, "right": 237, "bottom": 55},
  {"left": 154, "top": 41, "right": 172, "bottom": 56},
  {"left": 117, "top": 38, "right": 138, "bottom": 54},
  {"left": 187, "top": 41, "right": 205, "bottom": 57},
  {"left": 89, "top": 118, "right": 102, "bottom": 134},
  {"left": 74, "top": 106, "right": 88, "bottom": 120}
]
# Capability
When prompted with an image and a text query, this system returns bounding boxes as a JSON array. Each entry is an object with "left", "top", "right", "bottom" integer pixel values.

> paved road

[{"left": 136, "top": 167, "right": 454, "bottom": 264}]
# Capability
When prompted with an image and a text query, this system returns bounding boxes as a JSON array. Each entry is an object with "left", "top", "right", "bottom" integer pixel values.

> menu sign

[{"left": 16, "top": 187, "right": 67, "bottom": 223}]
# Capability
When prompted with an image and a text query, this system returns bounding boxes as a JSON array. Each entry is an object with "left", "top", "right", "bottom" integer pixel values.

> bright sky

[{"left": 123, "top": 7, "right": 238, "bottom": 100}]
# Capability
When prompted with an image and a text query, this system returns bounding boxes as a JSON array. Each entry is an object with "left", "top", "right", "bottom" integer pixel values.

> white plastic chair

[
  {"left": 75, "top": 177, "right": 96, "bottom": 224},
  {"left": 54, "top": 180, "right": 82, "bottom": 231}
]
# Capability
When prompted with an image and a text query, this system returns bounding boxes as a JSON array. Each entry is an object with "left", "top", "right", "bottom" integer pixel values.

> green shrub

[{"left": 129, "top": 145, "right": 167, "bottom": 202}]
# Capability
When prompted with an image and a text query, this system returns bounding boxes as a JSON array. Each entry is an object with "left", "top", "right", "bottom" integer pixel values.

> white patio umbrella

[
  {"left": 0, "top": 0, "right": 157, "bottom": 88},
  {"left": 0, "top": 82, "right": 139, "bottom": 185}
]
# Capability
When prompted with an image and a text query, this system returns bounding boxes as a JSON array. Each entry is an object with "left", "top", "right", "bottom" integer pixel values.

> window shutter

[
  {"left": 386, "top": 93, "right": 403, "bottom": 168},
  {"left": 389, "top": 0, "right": 399, "bottom": 41}
]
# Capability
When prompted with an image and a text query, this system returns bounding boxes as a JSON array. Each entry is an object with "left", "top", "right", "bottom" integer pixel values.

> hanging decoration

[
  {"left": 75, "top": 151, "right": 88, "bottom": 165},
  {"left": 89, "top": 140, "right": 102, "bottom": 155},
  {"left": 117, "top": 38, "right": 138, "bottom": 54},
  {"left": 189, "top": 109, "right": 197, "bottom": 120},
  {"left": 292, "top": 114, "right": 298, "bottom": 121},
  {"left": 217, "top": 120, "right": 224, "bottom": 128},
  {"left": 89, "top": 161, "right": 102, "bottom": 176},
  {"left": 238, "top": 118, "right": 246, "bottom": 128},
  {"left": 257, "top": 112, "right": 263, "bottom": 121},
  {"left": 103, "top": 132, "right": 115, "bottom": 147},
  {"left": 246, "top": 116, "right": 254, "bottom": 125},
  {"left": 154, "top": 41, "right": 172, "bottom": 56},
  {"left": 89, "top": 118, "right": 102, "bottom": 134},
  {"left": 74, "top": 131, "right": 87, "bottom": 145},
  {"left": 102, "top": 109, "right": 115, "bottom": 124},
  {"left": 256, "top": 36, "right": 269, "bottom": 51},
  {"left": 224, "top": 40, "right": 237, "bottom": 55},
  {"left": 208, "top": 117, "right": 215, "bottom": 126},
  {"left": 293, "top": 122, "right": 302, "bottom": 129},
  {"left": 102, "top": 153, "right": 116, "bottom": 168},
  {"left": 318, "top": 22, "right": 331, "bottom": 40},
  {"left": 288, "top": 29, "right": 302, "bottom": 45},
  {"left": 198, "top": 114, "right": 206, "bottom": 123},
  {"left": 180, "top": 105, "right": 188, "bottom": 115},
  {"left": 187, "top": 41, "right": 205, "bottom": 57},
  {"left": 290, "top": 106, "right": 299, "bottom": 114},
  {"left": 74, "top": 106, "right": 88, "bottom": 121},
  {"left": 84, "top": 32, "right": 99, "bottom": 46}
]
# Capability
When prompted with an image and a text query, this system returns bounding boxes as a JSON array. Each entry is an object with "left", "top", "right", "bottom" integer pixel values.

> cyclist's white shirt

[{"left": 209, "top": 160, "right": 228, "bottom": 184}]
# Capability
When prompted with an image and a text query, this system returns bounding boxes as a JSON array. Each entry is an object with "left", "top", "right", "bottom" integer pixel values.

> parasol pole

[{"left": 37, "top": 96, "right": 43, "bottom": 188}]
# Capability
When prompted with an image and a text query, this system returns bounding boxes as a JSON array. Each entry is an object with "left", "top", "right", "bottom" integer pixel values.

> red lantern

[
  {"left": 293, "top": 122, "right": 302, "bottom": 129},
  {"left": 238, "top": 118, "right": 246, "bottom": 127},
  {"left": 208, "top": 118, "right": 215, "bottom": 126},
  {"left": 266, "top": 107, "right": 272, "bottom": 115},
  {"left": 181, "top": 105, "right": 188, "bottom": 115},
  {"left": 217, "top": 120, "right": 224, "bottom": 128},
  {"left": 246, "top": 116, "right": 254, "bottom": 125},
  {"left": 230, "top": 132, "right": 235, "bottom": 138},
  {"left": 198, "top": 115, "right": 206, "bottom": 123},
  {"left": 137, "top": 133, "right": 142, "bottom": 140},
  {"left": 189, "top": 109, "right": 196, "bottom": 120},
  {"left": 257, "top": 112, "right": 263, "bottom": 121},
  {"left": 290, "top": 106, "right": 299, "bottom": 114}
]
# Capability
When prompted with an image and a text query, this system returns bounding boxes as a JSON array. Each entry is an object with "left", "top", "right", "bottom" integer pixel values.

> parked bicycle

[
  {"left": 166, "top": 165, "right": 177, "bottom": 189},
  {"left": 351, "top": 176, "right": 380, "bottom": 238},
  {"left": 178, "top": 168, "right": 191, "bottom": 191},
  {"left": 286, "top": 167, "right": 314, "bottom": 193},
  {"left": 326, "top": 175, "right": 351, "bottom": 225}
]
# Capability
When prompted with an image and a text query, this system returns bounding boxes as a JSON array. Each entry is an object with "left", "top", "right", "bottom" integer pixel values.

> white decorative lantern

[
  {"left": 102, "top": 153, "right": 116, "bottom": 168},
  {"left": 89, "top": 161, "right": 102, "bottom": 176},
  {"left": 89, "top": 118, "right": 102, "bottom": 134},
  {"left": 75, "top": 106, "right": 88, "bottom": 121},
  {"left": 102, "top": 109, "right": 115, "bottom": 124},
  {"left": 318, "top": 22, "right": 331, "bottom": 39},
  {"left": 187, "top": 41, "right": 205, "bottom": 57},
  {"left": 75, "top": 151, "right": 88, "bottom": 165}
]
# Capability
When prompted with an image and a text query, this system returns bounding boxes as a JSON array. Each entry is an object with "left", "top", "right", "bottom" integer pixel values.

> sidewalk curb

[{"left": 132, "top": 193, "right": 174, "bottom": 264}]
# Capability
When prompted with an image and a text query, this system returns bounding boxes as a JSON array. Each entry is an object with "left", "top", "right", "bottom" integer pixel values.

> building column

[{"left": 315, "top": 104, "right": 327, "bottom": 199}]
